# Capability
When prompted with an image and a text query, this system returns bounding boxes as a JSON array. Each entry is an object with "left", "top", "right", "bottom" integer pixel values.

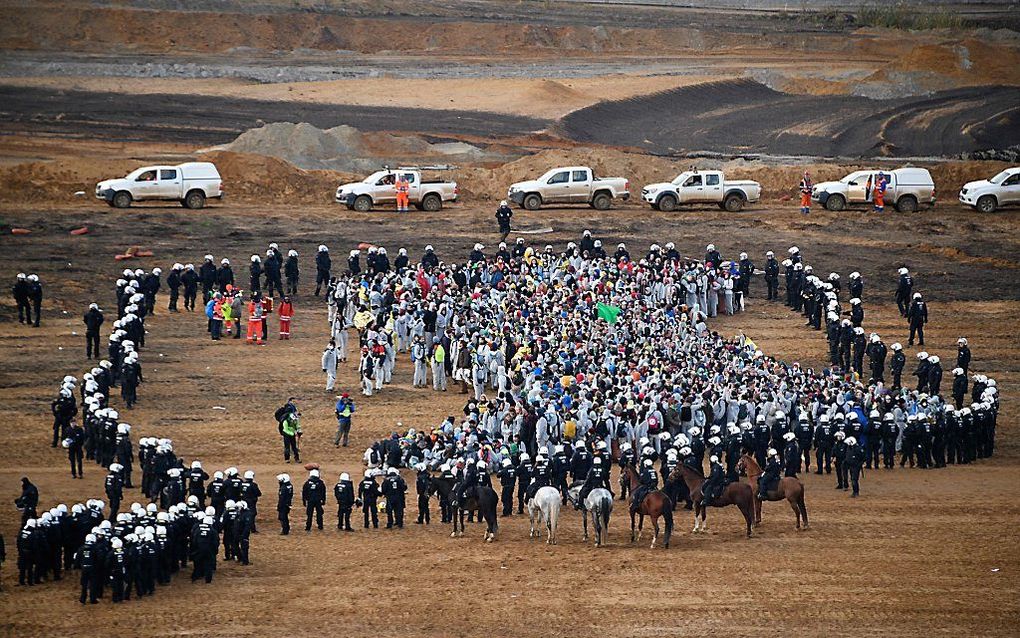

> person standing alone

[{"left": 395, "top": 173, "right": 410, "bottom": 213}]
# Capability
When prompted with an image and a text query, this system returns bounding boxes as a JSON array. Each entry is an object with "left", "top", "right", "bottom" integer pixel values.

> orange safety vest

[
  {"left": 396, "top": 178, "right": 410, "bottom": 194},
  {"left": 279, "top": 301, "right": 294, "bottom": 319}
]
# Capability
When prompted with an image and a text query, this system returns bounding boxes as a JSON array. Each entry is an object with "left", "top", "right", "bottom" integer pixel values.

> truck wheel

[
  {"left": 523, "top": 193, "right": 542, "bottom": 211},
  {"left": 724, "top": 193, "right": 744, "bottom": 212},
  {"left": 976, "top": 195, "right": 997, "bottom": 214},
  {"left": 353, "top": 195, "right": 373, "bottom": 212},
  {"left": 895, "top": 195, "right": 918, "bottom": 213},
  {"left": 183, "top": 190, "right": 206, "bottom": 210},
  {"left": 591, "top": 192, "right": 612, "bottom": 210},
  {"left": 112, "top": 191, "right": 132, "bottom": 209},
  {"left": 657, "top": 194, "right": 677, "bottom": 212},
  {"left": 824, "top": 194, "right": 845, "bottom": 211},
  {"left": 421, "top": 193, "right": 442, "bottom": 212}
]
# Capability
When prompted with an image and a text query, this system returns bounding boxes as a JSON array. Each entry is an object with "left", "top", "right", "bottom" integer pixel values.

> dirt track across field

[
  {"left": 0, "top": 201, "right": 1018, "bottom": 637},
  {"left": 560, "top": 79, "right": 1020, "bottom": 158}
]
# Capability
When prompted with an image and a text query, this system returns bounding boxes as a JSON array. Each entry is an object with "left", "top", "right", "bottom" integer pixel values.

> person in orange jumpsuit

[
  {"left": 261, "top": 292, "right": 273, "bottom": 345},
  {"left": 395, "top": 174, "right": 410, "bottom": 213},
  {"left": 246, "top": 292, "right": 264, "bottom": 345},
  {"left": 873, "top": 172, "right": 888, "bottom": 213},
  {"left": 799, "top": 171, "right": 812, "bottom": 215},
  {"left": 278, "top": 296, "right": 294, "bottom": 340}
]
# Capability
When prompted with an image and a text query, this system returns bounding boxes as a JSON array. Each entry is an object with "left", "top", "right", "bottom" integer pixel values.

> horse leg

[
  {"left": 630, "top": 510, "right": 636, "bottom": 543},
  {"left": 692, "top": 505, "right": 700, "bottom": 533},
  {"left": 458, "top": 509, "right": 465, "bottom": 537},
  {"left": 583, "top": 507, "right": 589, "bottom": 542},
  {"left": 451, "top": 507, "right": 458, "bottom": 538},
  {"left": 650, "top": 515, "right": 659, "bottom": 549},
  {"left": 798, "top": 491, "right": 809, "bottom": 530},
  {"left": 637, "top": 513, "right": 644, "bottom": 541},
  {"left": 754, "top": 494, "right": 762, "bottom": 526},
  {"left": 740, "top": 501, "right": 753, "bottom": 538},
  {"left": 788, "top": 495, "right": 801, "bottom": 530}
]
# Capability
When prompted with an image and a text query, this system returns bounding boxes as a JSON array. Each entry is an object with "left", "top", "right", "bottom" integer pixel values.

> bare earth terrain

[
  {"left": 0, "top": 201, "right": 1018, "bottom": 637},
  {"left": 2, "top": 0, "right": 1020, "bottom": 635}
]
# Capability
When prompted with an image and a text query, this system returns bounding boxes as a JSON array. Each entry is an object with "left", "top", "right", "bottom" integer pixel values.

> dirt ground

[
  {"left": 0, "top": 200, "right": 1018, "bottom": 637},
  {"left": 2, "top": 0, "right": 1020, "bottom": 634}
]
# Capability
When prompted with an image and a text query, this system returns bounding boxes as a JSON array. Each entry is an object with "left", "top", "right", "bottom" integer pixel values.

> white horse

[
  {"left": 527, "top": 486, "right": 562, "bottom": 544},
  {"left": 584, "top": 488, "right": 613, "bottom": 547},
  {"left": 568, "top": 484, "right": 614, "bottom": 547}
]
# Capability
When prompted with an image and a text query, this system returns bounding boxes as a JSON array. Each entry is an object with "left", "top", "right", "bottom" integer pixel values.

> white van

[
  {"left": 812, "top": 167, "right": 935, "bottom": 212},
  {"left": 96, "top": 162, "right": 223, "bottom": 209}
]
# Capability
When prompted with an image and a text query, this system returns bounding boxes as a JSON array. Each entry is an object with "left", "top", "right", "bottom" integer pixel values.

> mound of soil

[
  {"left": 560, "top": 79, "right": 1020, "bottom": 159},
  {"left": 217, "top": 122, "right": 492, "bottom": 172}
]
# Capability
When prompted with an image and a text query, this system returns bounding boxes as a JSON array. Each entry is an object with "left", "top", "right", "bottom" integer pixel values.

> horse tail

[{"left": 599, "top": 495, "right": 611, "bottom": 530}]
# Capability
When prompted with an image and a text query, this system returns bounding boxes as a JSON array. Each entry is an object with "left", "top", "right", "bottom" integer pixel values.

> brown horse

[
  {"left": 738, "top": 453, "right": 809, "bottom": 530},
  {"left": 670, "top": 463, "right": 754, "bottom": 538},
  {"left": 622, "top": 465, "right": 673, "bottom": 549}
]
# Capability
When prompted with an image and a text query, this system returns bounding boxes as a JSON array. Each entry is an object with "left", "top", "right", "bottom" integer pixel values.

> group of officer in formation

[
  {"left": 293, "top": 234, "right": 1000, "bottom": 526},
  {"left": 14, "top": 448, "right": 265, "bottom": 601},
  {"left": 14, "top": 263, "right": 265, "bottom": 602}
]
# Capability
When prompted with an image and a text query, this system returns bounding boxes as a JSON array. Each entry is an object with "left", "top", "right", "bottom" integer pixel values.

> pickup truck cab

[
  {"left": 812, "top": 167, "right": 935, "bottom": 213},
  {"left": 96, "top": 162, "right": 222, "bottom": 209},
  {"left": 335, "top": 169, "right": 458, "bottom": 212},
  {"left": 959, "top": 167, "right": 1020, "bottom": 213},
  {"left": 641, "top": 170, "right": 761, "bottom": 212},
  {"left": 507, "top": 166, "right": 629, "bottom": 210}
]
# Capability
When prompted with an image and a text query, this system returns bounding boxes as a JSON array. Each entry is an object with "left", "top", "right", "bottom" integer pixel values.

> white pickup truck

[
  {"left": 959, "top": 167, "right": 1020, "bottom": 213},
  {"left": 335, "top": 168, "right": 458, "bottom": 212},
  {"left": 641, "top": 170, "right": 761, "bottom": 212},
  {"left": 96, "top": 162, "right": 222, "bottom": 209},
  {"left": 507, "top": 166, "right": 630, "bottom": 210}
]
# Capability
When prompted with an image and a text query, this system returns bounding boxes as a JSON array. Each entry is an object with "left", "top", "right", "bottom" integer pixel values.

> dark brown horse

[
  {"left": 738, "top": 454, "right": 809, "bottom": 530},
  {"left": 622, "top": 465, "right": 673, "bottom": 549},
  {"left": 671, "top": 463, "right": 754, "bottom": 538}
]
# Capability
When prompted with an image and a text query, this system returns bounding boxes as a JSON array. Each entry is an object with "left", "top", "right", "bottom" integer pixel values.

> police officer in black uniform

[
  {"left": 382, "top": 467, "right": 408, "bottom": 529},
  {"left": 276, "top": 473, "right": 293, "bottom": 535},
  {"left": 845, "top": 436, "right": 865, "bottom": 496},
  {"left": 895, "top": 267, "right": 913, "bottom": 317},
  {"left": 83, "top": 303, "right": 104, "bottom": 359},
  {"left": 334, "top": 472, "right": 355, "bottom": 531},
  {"left": 907, "top": 292, "right": 928, "bottom": 346},
  {"left": 302, "top": 469, "right": 327, "bottom": 531},
  {"left": 890, "top": 343, "right": 906, "bottom": 388},
  {"left": 498, "top": 458, "right": 516, "bottom": 516},
  {"left": 495, "top": 200, "right": 513, "bottom": 242},
  {"left": 357, "top": 470, "right": 380, "bottom": 529}
]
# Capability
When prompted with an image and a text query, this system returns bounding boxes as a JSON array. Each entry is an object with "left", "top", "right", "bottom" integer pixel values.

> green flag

[{"left": 597, "top": 302, "right": 622, "bottom": 324}]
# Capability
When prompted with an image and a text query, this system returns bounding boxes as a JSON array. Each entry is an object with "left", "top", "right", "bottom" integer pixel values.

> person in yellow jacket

[
  {"left": 430, "top": 337, "right": 447, "bottom": 391},
  {"left": 222, "top": 293, "right": 234, "bottom": 335}
]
